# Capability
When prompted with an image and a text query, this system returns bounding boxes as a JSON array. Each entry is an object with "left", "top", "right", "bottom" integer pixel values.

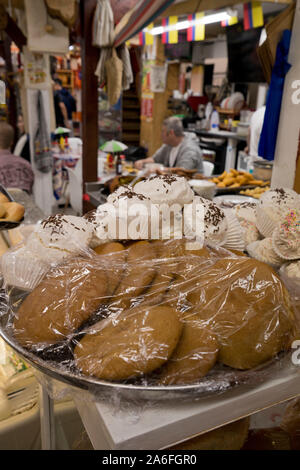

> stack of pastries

[
  {"left": 10, "top": 239, "right": 297, "bottom": 386},
  {"left": 1, "top": 175, "right": 298, "bottom": 388}
]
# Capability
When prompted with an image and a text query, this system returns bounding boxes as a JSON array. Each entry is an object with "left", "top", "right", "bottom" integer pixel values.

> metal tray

[
  {"left": 0, "top": 288, "right": 292, "bottom": 402},
  {"left": 0, "top": 184, "right": 24, "bottom": 230},
  {"left": 215, "top": 183, "right": 269, "bottom": 196}
]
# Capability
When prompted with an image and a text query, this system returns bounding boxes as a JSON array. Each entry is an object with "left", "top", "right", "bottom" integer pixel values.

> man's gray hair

[{"left": 163, "top": 116, "right": 184, "bottom": 137}]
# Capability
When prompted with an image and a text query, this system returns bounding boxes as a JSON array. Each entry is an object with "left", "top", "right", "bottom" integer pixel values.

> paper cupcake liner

[
  {"left": 246, "top": 240, "right": 283, "bottom": 269},
  {"left": 279, "top": 264, "right": 300, "bottom": 296},
  {"left": 222, "top": 209, "right": 246, "bottom": 251},
  {"left": 1, "top": 247, "right": 49, "bottom": 291},
  {"left": 255, "top": 209, "right": 277, "bottom": 238},
  {"left": 272, "top": 228, "right": 300, "bottom": 261}
]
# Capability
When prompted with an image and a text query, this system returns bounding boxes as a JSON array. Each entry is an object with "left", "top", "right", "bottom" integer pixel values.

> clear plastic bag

[{"left": 0, "top": 238, "right": 298, "bottom": 400}]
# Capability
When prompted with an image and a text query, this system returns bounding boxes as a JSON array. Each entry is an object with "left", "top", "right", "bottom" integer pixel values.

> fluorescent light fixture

[{"left": 149, "top": 11, "right": 231, "bottom": 35}]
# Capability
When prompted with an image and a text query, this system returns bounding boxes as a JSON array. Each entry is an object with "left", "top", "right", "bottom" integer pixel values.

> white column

[{"left": 272, "top": 0, "right": 300, "bottom": 189}]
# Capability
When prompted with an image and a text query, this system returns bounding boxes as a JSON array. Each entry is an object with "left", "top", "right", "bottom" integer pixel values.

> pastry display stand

[{"left": 37, "top": 357, "right": 300, "bottom": 450}]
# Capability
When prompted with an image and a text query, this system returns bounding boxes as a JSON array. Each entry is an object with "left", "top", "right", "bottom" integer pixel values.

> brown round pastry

[
  {"left": 169, "top": 418, "right": 250, "bottom": 450},
  {"left": 94, "top": 242, "right": 127, "bottom": 296},
  {"left": 0, "top": 202, "right": 25, "bottom": 222},
  {"left": 13, "top": 257, "right": 108, "bottom": 347},
  {"left": 112, "top": 241, "right": 157, "bottom": 310},
  {"left": 74, "top": 305, "right": 183, "bottom": 381},
  {"left": 187, "top": 258, "right": 296, "bottom": 370},
  {"left": 158, "top": 318, "right": 219, "bottom": 385},
  {"left": 93, "top": 242, "right": 125, "bottom": 256},
  {"left": 151, "top": 239, "right": 187, "bottom": 259}
]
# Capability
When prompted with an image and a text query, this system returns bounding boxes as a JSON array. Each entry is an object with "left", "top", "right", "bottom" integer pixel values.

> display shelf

[{"left": 72, "top": 359, "right": 300, "bottom": 450}]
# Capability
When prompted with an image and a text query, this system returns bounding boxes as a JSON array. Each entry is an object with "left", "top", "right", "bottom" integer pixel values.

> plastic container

[
  {"left": 253, "top": 160, "right": 273, "bottom": 182},
  {"left": 210, "top": 110, "right": 220, "bottom": 131}
]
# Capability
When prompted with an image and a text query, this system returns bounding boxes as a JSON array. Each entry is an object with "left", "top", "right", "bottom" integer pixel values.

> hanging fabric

[
  {"left": 117, "top": 44, "right": 134, "bottom": 91},
  {"left": 243, "top": 2, "right": 264, "bottom": 31},
  {"left": 162, "top": 16, "right": 178, "bottom": 44},
  {"left": 92, "top": 0, "right": 115, "bottom": 47},
  {"left": 187, "top": 13, "right": 205, "bottom": 42},
  {"left": 139, "top": 23, "right": 154, "bottom": 46},
  {"left": 104, "top": 48, "right": 124, "bottom": 106},
  {"left": 258, "top": 29, "right": 292, "bottom": 161},
  {"left": 33, "top": 91, "right": 53, "bottom": 174}
]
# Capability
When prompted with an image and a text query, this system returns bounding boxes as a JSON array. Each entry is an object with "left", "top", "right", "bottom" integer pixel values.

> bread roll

[{"left": 0, "top": 202, "right": 25, "bottom": 222}]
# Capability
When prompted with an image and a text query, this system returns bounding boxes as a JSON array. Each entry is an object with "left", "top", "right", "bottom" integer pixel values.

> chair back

[
  {"left": 66, "top": 163, "right": 83, "bottom": 215},
  {"left": 203, "top": 160, "right": 215, "bottom": 177}
]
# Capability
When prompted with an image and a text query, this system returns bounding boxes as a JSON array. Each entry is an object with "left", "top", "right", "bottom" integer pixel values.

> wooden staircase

[{"left": 122, "top": 83, "right": 141, "bottom": 147}]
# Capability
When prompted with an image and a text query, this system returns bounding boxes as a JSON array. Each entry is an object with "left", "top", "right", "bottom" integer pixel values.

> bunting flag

[
  {"left": 187, "top": 12, "right": 205, "bottom": 42},
  {"left": 138, "top": 23, "right": 154, "bottom": 45},
  {"left": 243, "top": 2, "right": 264, "bottom": 30},
  {"left": 221, "top": 15, "right": 239, "bottom": 27},
  {"left": 162, "top": 16, "right": 178, "bottom": 44}
]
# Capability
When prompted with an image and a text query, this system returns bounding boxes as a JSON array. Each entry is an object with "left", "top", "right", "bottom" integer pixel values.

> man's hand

[{"left": 134, "top": 160, "right": 145, "bottom": 170}]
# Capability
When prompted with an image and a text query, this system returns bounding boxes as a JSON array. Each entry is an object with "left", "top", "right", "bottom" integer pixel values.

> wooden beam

[
  {"left": 5, "top": 11, "right": 26, "bottom": 49},
  {"left": 80, "top": 0, "right": 100, "bottom": 214}
]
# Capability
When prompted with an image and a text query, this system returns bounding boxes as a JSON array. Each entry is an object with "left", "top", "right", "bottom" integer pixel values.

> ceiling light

[{"left": 149, "top": 11, "right": 231, "bottom": 35}]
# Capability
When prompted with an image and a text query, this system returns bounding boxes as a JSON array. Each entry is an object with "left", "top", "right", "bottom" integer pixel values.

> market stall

[{"left": 0, "top": 0, "right": 299, "bottom": 452}]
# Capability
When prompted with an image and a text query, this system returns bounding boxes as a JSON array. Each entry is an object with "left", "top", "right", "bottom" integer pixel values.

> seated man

[
  {"left": 0, "top": 121, "right": 34, "bottom": 194},
  {"left": 135, "top": 117, "right": 204, "bottom": 173}
]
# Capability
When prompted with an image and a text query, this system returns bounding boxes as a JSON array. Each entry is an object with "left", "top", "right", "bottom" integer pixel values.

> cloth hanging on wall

[
  {"left": 33, "top": 91, "right": 53, "bottom": 174},
  {"left": 93, "top": 0, "right": 115, "bottom": 47},
  {"left": 104, "top": 48, "right": 123, "bottom": 106},
  {"left": 258, "top": 29, "right": 292, "bottom": 161},
  {"left": 93, "top": 0, "right": 133, "bottom": 103}
]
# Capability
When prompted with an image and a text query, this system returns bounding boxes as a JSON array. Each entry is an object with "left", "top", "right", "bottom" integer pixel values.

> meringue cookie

[
  {"left": 234, "top": 202, "right": 258, "bottom": 225},
  {"left": 247, "top": 238, "right": 284, "bottom": 269},
  {"left": 184, "top": 196, "right": 227, "bottom": 246},
  {"left": 26, "top": 214, "right": 94, "bottom": 264},
  {"left": 256, "top": 188, "right": 300, "bottom": 237},
  {"left": 134, "top": 174, "right": 194, "bottom": 206},
  {"left": 95, "top": 191, "right": 153, "bottom": 241},
  {"left": 283, "top": 261, "right": 300, "bottom": 279},
  {"left": 272, "top": 209, "right": 300, "bottom": 260}
]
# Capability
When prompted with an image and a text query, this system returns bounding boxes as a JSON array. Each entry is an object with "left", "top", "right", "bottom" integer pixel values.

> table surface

[
  {"left": 73, "top": 355, "right": 300, "bottom": 450},
  {"left": 195, "top": 129, "right": 247, "bottom": 141}
]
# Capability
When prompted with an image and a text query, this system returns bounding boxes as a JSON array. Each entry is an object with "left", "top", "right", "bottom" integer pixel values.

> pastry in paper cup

[
  {"left": 1, "top": 246, "right": 49, "bottom": 291},
  {"left": 256, "top": 188, "right": 300, "bottom": 237},
  {"left": 272, "top": 209, "right": 300, "bottom": 261},
  {"left": 279, "top": 261, "right": 300, "bottom": 296},
  {"left": 247, "top": 238, "right": 284, "bottom": 269},
  {"left": 222, "top": 209, "right": 245, "bottom": 252},
  {"left": 239, "top": 218, "right": 261, "bottom": 246},
  {"left": 234, "top": 202, "right": 258, "bottom": 224},
  {"left": 184, "top": 197, "right": 227, "bottom": 246}
]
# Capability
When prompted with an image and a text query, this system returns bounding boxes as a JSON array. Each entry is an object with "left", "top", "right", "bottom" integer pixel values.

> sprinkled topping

[
  {"left": 148, "top": 174, "right": 179, "bottom": 185},
  {"left": 41, "top": 214, "right": 88, "bottom": 243},
  {"left": 118, "top": 189, "right": 148, "bottom": 201},
  {"left": 204, "top": 203, "right": 225, "bottom": 234},
  {"left": 83, "top": 210, "right": 97, "bottom": 223}
]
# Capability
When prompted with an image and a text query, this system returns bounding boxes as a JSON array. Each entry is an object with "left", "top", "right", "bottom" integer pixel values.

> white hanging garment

[{"left": 92, "top": 0, "right": 115, "bottom": 48}]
